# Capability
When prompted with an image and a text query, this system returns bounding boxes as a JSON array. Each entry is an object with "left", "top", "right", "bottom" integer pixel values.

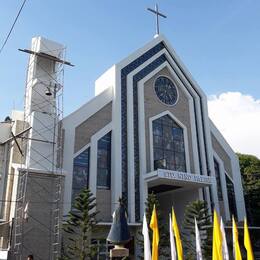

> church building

[{"left": 0, "top": 33, "right": 246, "bottom": 259}]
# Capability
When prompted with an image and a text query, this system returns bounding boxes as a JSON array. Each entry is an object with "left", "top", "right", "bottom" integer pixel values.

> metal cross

[{"left": 147, "top": 4, "right": 167, "bottom": 36}]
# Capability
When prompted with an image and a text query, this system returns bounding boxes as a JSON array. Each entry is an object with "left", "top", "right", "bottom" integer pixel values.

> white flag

[
  {"left": 169, "top": 213, "right": 177, "bottom": 260},
  {"left": 220, "top": 218, "right": 229, "bottom": 260},
  {"left": 24, "top": 202, "right": 29, "bottom": 221},
  {"left": 195, "top": 218, "right": 203, "bottom": 260},
  {"left": 142, "top": 213, "right": 151, "bottom": 260}
]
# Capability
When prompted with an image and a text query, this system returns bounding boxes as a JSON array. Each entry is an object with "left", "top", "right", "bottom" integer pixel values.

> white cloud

[{"left": 208, "top": 92, "right": 260, "bottom": 159}]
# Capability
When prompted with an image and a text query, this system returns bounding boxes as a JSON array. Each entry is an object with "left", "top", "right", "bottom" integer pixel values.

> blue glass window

[
  {"left": 72, "top": 147, "right": 90, "bottom": 203},
  {"left": 153, "top": 115, "right": 186, "bottom": 172},
  {"left": 214, "top": 159, "right": 223, "bottom": 201},
  {"left": 225, "top": 173, "right": 237, "bottom": 218},
  {"left": 97, "top": 132, "right": 111, "bottom": 189}
]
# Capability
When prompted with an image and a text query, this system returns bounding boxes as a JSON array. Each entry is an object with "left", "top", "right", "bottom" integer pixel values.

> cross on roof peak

[{"left": 147, "top": 4, "right": 167, "bottom": 37}]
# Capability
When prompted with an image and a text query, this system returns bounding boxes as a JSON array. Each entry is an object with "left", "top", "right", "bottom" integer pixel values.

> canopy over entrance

[{"left": 145, "top": 169, "right": 215, "bottom": 194}]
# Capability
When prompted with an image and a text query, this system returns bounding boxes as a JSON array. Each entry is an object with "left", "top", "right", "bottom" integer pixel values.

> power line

[{"left": 0, "top": 0, "right": 28, "bottom": 55}]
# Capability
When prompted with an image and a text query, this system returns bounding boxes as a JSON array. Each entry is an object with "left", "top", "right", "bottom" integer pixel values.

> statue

[{"left": 107, "top": 198, "right": 131, "bottom": 258}]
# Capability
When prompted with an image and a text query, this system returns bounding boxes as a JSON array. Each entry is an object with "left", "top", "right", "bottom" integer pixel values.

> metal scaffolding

[{"left": 12, "top": 38, "right": 72, "bottom": 260}]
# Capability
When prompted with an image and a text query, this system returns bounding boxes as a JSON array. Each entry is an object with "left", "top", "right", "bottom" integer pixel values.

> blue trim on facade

[
  {"left": 163, "top": 45, "right": 210, "bottom": 175},
  {"left": 120, "top": 42, "right": 165, "bottom": 207},
  {"left": 120, "top": 40, "right": 211, "bottom": 221},
  {"left": 132, "top": 54, "right": 167, "bottom": 220},
  {"left": 163, "top": 45, "right": 212, "bottom": 206}
]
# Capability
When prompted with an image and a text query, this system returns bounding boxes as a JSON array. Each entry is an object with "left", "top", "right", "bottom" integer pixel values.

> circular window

[{"left": 154, "top": 76, "right": 178, "bottom": 106}]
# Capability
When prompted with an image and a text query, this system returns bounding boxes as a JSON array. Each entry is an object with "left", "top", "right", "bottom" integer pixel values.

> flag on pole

[
  {"left": 232, "top": 216, "right": 242, "bottom": 260},
  {"left": 24, "top": 202, "right": 29, "bottom": 222},
  {"left": 150, "top": 205, "right": 159, "bottom": 260},
  {"left": 195, "top": 217, "right": 203, "bottom": 260},
  {"left": 142, "top": 213, "right": 151, "bottom": 260},
  {"left": 220, "top": 218, "right": 229, "bottom": 260},
  {"left": 212, "top": 210, "right": 223, "bottom": 260},
  {"left": 169, "top": 213, "right": 177, "bottom": 260},
  {"left": 244, "top": 217, "right": 254, "bottom": 260},
  {"left": 172, "top": 208, "right": 183, "bottom": 260}
]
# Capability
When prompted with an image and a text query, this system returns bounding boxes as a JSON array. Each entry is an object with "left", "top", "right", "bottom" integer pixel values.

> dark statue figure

[{"left": 107, "top": 198, "right": 131, "bottom": 245}]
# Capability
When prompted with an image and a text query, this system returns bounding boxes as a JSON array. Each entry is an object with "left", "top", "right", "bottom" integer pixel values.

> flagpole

[
  {"left": 232, "top": 216, "right": 242, "bottom": 260},
  {"left": 212, "top": 209, "right": 223, "bottom": 260},
  {"left": 150, "top": 205, "right": 159, "bottom": 260},
  {"left": 195, "top": 218, "right": 203, "bottom": 260},
  {"left": 244, "top": 217, "right": 254, "bottom": 260},
  {"left": 172, "top": 208, "right": 183, "bottom": 260},
  {"left": 220, "top": 218, "right": 229, "bottom": 260},
  {"left": 142, "top": 214, "right": 151, "bottom": 260},
  {"left": 169, "top": 213, "right": 177, "bottom": 260}
]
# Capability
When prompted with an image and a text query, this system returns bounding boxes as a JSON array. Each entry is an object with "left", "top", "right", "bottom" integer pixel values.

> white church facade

[
  {"left": 62, "top": 34, "right": 245, "bottom": 222},
  {"left": 0, "top": 35, "right": 246, "bottom": 259}
]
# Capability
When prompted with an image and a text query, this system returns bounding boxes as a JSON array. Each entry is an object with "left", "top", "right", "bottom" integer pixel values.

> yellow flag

[
  {"left": 172, "top": 208, "right": 183, "bottom": 260},
  {"left": 244, "top": 217, "right": 254, "bottom": 260},
  {"left": 232, "top": 216, "right": 242, "bottom": 260},
  {"left": 150, "top": 205, "right": 159, "bottom": 260},
  {"left": 212, "top": 210, "right": 223, "bottom": 260}
]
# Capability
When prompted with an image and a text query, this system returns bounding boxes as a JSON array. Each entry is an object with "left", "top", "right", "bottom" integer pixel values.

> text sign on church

[{"left": 158, "top": 169, "right": 214, "bottom": 185}]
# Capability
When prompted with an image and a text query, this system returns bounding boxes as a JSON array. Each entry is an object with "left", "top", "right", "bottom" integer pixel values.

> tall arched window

[{"left": 152, "top": 114, "right": 186, "bottom": 172}]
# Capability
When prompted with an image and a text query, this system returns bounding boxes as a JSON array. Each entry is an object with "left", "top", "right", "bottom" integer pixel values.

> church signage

[{"left": 158, "top": 169, "right": 214, "bottom": 185}]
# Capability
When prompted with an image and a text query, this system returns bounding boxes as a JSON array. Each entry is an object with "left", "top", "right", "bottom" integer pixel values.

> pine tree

[
  {"left": 182, "top": 200, "right": 212, "bottom": 259},
  {"left": 61, "top": 188, "right": 98, "bottom": 260},
  {"left": 137, "top": 192, "right": 169, "bottom": 259}
]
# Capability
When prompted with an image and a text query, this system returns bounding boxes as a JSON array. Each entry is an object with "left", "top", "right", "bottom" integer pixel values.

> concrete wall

[
  {"left": 96, "top": 189, "right": 112, "bottom": 222},
  {"left": 11, "top": 120, "right": 27, "bottom": 165},
  {"left": 2, "top": 167, "right": 15, "bottom": 223},
  {"left": 9, "top": 170, "right": 64, "bottom": 260},
  {"left": 0, "top": 122, "right": 11, "bottom": 143},
  {"left": 210, "top": 120, "right": 246, "bottom": 220},
  {"left": 72, "top": 102, "right": 113, "bottom": 221},
  {"left": 74, "top": 102, "right": 112, "bottom": 153},
  {"left": 56, "top": 126, "right": 65, "bottom": 169},
  {"left": 95, "top": 65, "right": 115, "bottom": 96},
  {"left": 62, "top": 87, "right": 113, "bottom": 215},
  {"left": 1, "top": 117, "right": 27, "bottom": 223},
  {"left": 0, "top": 143, "right": 10, "bottom": 220},
  {"left": 0, "top": 146, "right": 7, "bottom": 179},
  {"left": 157, "top": 188, "right": 200, "bottom": 228},
  {"left": 0, "top": 121, "right": 11, "bottom": 213},
  {"left": 211, "top": 133, "right": 232, "bottom": 178},
  {"left": 0, "top": 222, "right": 10, "bottom": 250}
]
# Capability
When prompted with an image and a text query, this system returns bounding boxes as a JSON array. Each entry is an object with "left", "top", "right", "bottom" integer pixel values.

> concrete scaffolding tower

[{"left": 10, "top": 37, "right": 73, "bottom": 260}]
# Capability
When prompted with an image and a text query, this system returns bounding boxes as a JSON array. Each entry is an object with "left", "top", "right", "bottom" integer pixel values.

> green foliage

[
  {"left": 237, "top": 153, "right": 260, "bottom": 251},
  {"left": 60, "top": 188, "right": 98, "bottom": 260},
  {"left": 237, "top": 153, "right": 260, "bottom": 226},
  {"left": 237, "top": 153, "right": 260, "bottom": 175},
  {"left": 137, "top": 192, "right": 169, "bottom": 259},
  {"left": 182, "top": 200, "right": 212, "bottom": 260}
]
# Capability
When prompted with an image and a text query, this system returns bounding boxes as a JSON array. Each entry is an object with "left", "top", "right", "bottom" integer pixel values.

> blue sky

[{"left": 0, "top": 0, "right": 259, "bottom": 120}]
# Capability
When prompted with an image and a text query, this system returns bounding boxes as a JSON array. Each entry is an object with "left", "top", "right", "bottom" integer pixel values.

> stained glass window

[
  {"left": 154, "top": 76, "right": 178, "bottom": 106},
  {"left": 153, "top": 115, "right": 186, "bottom": 172}
]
